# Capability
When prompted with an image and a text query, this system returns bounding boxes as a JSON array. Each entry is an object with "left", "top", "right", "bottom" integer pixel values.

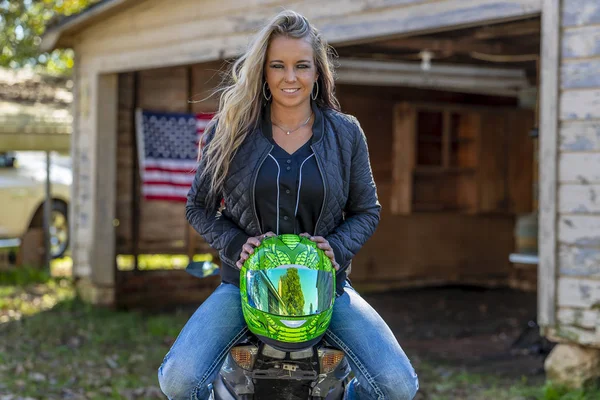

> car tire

[
  {"left": 49, "top": 201, "right": 69, "bottom": 259},
  {"left": 28, "top": 200, "right": 70, "bottom": 259}
]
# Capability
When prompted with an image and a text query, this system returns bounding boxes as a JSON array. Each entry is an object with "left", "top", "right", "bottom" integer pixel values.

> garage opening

[{"left": 112, "top": 15, "right": 546, "bottom": 389}]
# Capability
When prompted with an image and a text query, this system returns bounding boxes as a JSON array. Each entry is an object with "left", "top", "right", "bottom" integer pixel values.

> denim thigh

[
  {"left": 326, "top": 283, "right": 419, "bottom": 400},
  {"left": 158, "top": 283, "right": 247, "bottom": 400}
]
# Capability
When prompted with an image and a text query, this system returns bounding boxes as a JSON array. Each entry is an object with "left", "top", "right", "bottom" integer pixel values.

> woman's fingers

[
  {"left": 237, "top": 233, "right": 277, "bottom": 269},
  {"left": 242, "top": 243, "right": 256, "bottom": 254},
  {"left": 246, "top": 237, "right": 261, "bottom": 247}
]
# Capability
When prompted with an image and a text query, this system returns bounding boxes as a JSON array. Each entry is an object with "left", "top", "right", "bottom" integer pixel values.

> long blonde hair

[{"left": 200, "top": 10, "right": 340, "bottom": 206}]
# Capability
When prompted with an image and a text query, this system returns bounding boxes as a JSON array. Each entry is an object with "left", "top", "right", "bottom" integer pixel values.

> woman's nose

[{"left": 284, "top": 67, "right": 297, "bottom": 82}]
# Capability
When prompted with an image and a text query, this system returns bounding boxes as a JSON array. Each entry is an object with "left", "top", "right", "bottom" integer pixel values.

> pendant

[{"left": 286, "top": 131, "right": 290, "bottom": 135}]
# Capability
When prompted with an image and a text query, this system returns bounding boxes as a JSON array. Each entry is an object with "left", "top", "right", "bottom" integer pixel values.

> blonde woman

[{"left": 158, "top": 10, "right": 418, "bottom": 400}]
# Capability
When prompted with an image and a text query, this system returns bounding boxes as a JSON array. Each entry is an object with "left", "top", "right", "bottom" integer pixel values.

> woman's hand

[
  {"left": 235, "top": 232, "right": 276, "bottom": 269},
  {"left": 300, "top": 233, "right": 340, "bottom": 271}
]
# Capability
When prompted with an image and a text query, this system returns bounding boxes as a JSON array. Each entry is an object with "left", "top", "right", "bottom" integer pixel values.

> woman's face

[{"left": 265, "top": 36, "right": 319, "bottom": 109}]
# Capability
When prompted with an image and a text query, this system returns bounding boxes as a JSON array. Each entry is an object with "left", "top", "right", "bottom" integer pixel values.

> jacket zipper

[
  {"left": 311, "top": 144, "right": 327, "bottom": 236},
  {"left": 251, "top": 144, "right": 274, "bottom": 235}
]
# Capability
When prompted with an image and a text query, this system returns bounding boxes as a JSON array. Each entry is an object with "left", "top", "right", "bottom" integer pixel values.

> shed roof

[
  {"left": 41, "top": 0, "right": 135, "bottom": 52},
  {"left": 0, "top": 68, "right": 72, "bottom": 151}
]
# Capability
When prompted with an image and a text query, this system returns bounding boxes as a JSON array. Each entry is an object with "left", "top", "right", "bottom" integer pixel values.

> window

[{"left": 391, "top": 102, "right": 534, "bottom": 215}]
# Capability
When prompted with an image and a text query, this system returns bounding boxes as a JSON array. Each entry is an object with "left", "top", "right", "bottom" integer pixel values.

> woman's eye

[
  {"left": 297, "top": 64, "right": 309, "bottom": 69},
  {"left": 270, "top": 64, "right": 284, "bottom": 69}
]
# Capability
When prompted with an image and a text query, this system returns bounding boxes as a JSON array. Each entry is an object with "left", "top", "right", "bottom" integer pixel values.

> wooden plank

[
  {"left": 560, "top": 89, "right": 600, "bottom": 120},
  {"left": 507, "top": 109, "right": 535, "bottom": 213},
  {"left": 319, "top": 0, "right": 542, "bottom": 45},
  {"left": 391, "top": 103, "right": 416, "bottom": 214},
  {"left": 562, "top": 26, "right": 600, "bottom": 58},
  {"left": 558, "top": 277, "right": 600, "bottom": 308},
  {"left": 559, "top": 215, "right": 600, "bottom": 247},
  {"left": 190, "top": 61, "right": 224, "bottom": 114},
  {"left": 538, "top": 0, "right": 560, "bottom": 327},
  {"left": 559, "top": 184, "right": 600, "bottom": 213},
  {"left": 442, "top": 111, "right": 451, "bottom": 168},
  {"left": 335, "top": 59, "right": 530, "bottom": 97},
  {"left": 560, "top": 120, "right": 600, "bottom": 151},
  {"left": 557, "top": 307, "right": 599, "bottom": 329},
  {"left": 562, "top": 0, "right": 600, "bottom": 27},
  {"left": 546, "top": 325, "right": 600, "bottom": 347},
  {"left": 478, "top": 113, "right": 507, "bottom": 212},
  {"left": 559, "top": 153, "right": 600, "bottom": 183},
  {"left": 474, "top": 18, "right": 540, "bottom": 39},
  {"left": 560, "top": 244, "right": 600, "bottom": 277},
  {"left": 561, "top": 59, "right": 600, "bottom": 89},
  {"left": 91, "top": 73, "right": 118, "bottom": 287}
]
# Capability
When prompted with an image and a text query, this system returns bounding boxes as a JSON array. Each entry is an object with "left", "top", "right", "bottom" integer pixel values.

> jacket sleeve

[
  {"left": 185, "top": 132, "right": 250, "bottom": 266},
  {"left": 325, "top": 117, "right": 381, "bottom": 270}
]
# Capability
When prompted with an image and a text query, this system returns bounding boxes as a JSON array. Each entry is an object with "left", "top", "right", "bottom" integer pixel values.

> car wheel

[{"left": 49, "top": 201, "right": 69, "bottom": 259}]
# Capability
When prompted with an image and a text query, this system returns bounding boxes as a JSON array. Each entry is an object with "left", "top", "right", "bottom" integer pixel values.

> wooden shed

[{"left": 42, "top": 0, "right": 600, "bottom": 376}]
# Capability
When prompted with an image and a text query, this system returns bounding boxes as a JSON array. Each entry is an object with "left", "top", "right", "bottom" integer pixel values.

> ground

[{"left": 1, "top": 267, "right": 599, "bottom": 400}]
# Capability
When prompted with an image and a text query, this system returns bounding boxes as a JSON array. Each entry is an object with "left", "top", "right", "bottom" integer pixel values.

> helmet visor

[{"left": 246, "top": 265, "right": 334, "bottom": 317}]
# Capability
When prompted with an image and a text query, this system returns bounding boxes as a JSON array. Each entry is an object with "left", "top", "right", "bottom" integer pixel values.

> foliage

[
  {"left": 280, "top": 267, "right": 304, "bottom": 316},
  {"left": 0, "top": 0, "right": 99, "bottom": 75}
]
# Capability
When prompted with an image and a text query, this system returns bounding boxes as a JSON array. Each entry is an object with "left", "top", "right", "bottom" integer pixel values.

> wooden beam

[
  {"left": 473, "top": 18, "right": 541, "bottom": 39},
  {"left": 320, "top": 0, "right": 542, "bottom": 46},
  {"left": 391, "top": 103, "right": 416, "bottom": 215},
  {"left": 91, "top": 73, "right": 118, "bottom": 288},
  {"left": 538, "top": 0, "right": 561, "bottom": 328},
  {"left": 336, "top": 58, "right": 531, "bottom": 97},
  {"left": 371, "top": 37, "right": 508, "bottom": 55}
]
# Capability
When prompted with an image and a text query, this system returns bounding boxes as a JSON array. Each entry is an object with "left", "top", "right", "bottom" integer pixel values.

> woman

[{"left": 158, "top": 10, "right": 418, "bottom": 400}]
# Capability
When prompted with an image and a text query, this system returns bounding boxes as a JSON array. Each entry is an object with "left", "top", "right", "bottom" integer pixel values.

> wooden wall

[
  {"left": 336, "top": 85, "right": 526, "bottom": 289},
  {"left": 547, "top": 0, "right": 600, "bottom": 346},
  {"left": 115, "top": 62, "right": 224, "bottom": 257}
]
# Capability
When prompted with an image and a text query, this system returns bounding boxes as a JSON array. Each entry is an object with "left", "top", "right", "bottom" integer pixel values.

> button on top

[
  {"left": 283, "top": 216, "right": 289, "bottom": 221},
  {"left": 286, "top": 159, "right": 292, "bottom": 164},
  {"left": 285, "top": 189, "right": 291, "bottom": 194},
  {"left": 286, "top": 166, "right": 291, "bottom": 171}
]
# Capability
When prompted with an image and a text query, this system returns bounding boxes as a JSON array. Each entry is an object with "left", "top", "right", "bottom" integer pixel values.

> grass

[
  {"left": 2, "top": 266, "right": 600, "bottom": 399},
  {"left": 415, "top": 361, "right": 600, "bottom": 400}
]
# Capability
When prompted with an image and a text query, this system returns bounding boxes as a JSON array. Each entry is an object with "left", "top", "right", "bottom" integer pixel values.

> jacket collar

[{"left": 260, "top": 101, "right": 324, "bottom": 144}]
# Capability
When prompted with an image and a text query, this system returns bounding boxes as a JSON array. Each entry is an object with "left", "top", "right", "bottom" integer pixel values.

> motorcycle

[
  {"left": 210, "top": 334, "right": 351, "bottom": 399},
  {"left": 187, "top": 241, "right": 353, "bottom": 400}
]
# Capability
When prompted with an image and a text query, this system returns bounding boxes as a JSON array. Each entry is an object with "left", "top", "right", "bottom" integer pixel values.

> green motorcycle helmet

[{"left": 240, "top": 234, "right": 336, "bottom": 351}]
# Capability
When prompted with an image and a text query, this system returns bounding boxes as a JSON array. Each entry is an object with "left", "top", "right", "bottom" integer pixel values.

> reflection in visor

[{"left": 246, "top": 265, "right": 333, "bottom": 317}]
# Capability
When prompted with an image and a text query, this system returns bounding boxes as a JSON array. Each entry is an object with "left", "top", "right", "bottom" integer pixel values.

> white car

[{"left": 0, "top": 151, "right": 71, "bottom": 259}]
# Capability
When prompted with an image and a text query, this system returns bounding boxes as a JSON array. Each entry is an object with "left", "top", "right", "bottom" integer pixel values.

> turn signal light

[
  {"left": 230, "top": 345, "right": 258, "bottom": 370},
  {"left": 318, "top": 348, "right": 345, "bottom": 373}
]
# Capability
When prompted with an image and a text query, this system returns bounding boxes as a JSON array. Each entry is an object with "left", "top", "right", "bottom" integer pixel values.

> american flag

[{"left": 135, "top": 109, "right": 214, "bottom": 202}]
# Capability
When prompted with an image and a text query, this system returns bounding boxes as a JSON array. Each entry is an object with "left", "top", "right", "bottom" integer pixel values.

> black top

[{"left": 255, "top": 105, "right": 325, "bottom": 236}]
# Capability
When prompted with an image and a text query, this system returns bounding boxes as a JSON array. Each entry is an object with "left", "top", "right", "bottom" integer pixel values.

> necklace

[{"left": 271, "top": 113, "right": 313, "bottom": 135}]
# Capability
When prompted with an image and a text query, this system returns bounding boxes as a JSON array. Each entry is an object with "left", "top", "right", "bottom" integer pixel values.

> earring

[
  {"left": 263, "top": 81, "right": 272, "bottom": 101},
  {"left": 311, "top": 81, "right": 319, "bottom": 101}
]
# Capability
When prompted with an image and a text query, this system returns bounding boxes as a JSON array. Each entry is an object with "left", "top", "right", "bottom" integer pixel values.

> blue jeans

[{"left": 158, "top": 282, "right": 419, "bottom": 399}]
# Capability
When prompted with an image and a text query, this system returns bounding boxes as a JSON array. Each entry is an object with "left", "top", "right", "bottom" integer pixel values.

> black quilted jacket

[{"left": 186, "top": 105, "right": 381, "bottom": 294}]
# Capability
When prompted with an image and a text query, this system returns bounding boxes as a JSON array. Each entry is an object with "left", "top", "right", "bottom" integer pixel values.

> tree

[
  {"left": 0, "top": 0, "right": 98, "bottom": 75},
  {"left": 280, "top": 268, "right": 305, "bottom": 316}
]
